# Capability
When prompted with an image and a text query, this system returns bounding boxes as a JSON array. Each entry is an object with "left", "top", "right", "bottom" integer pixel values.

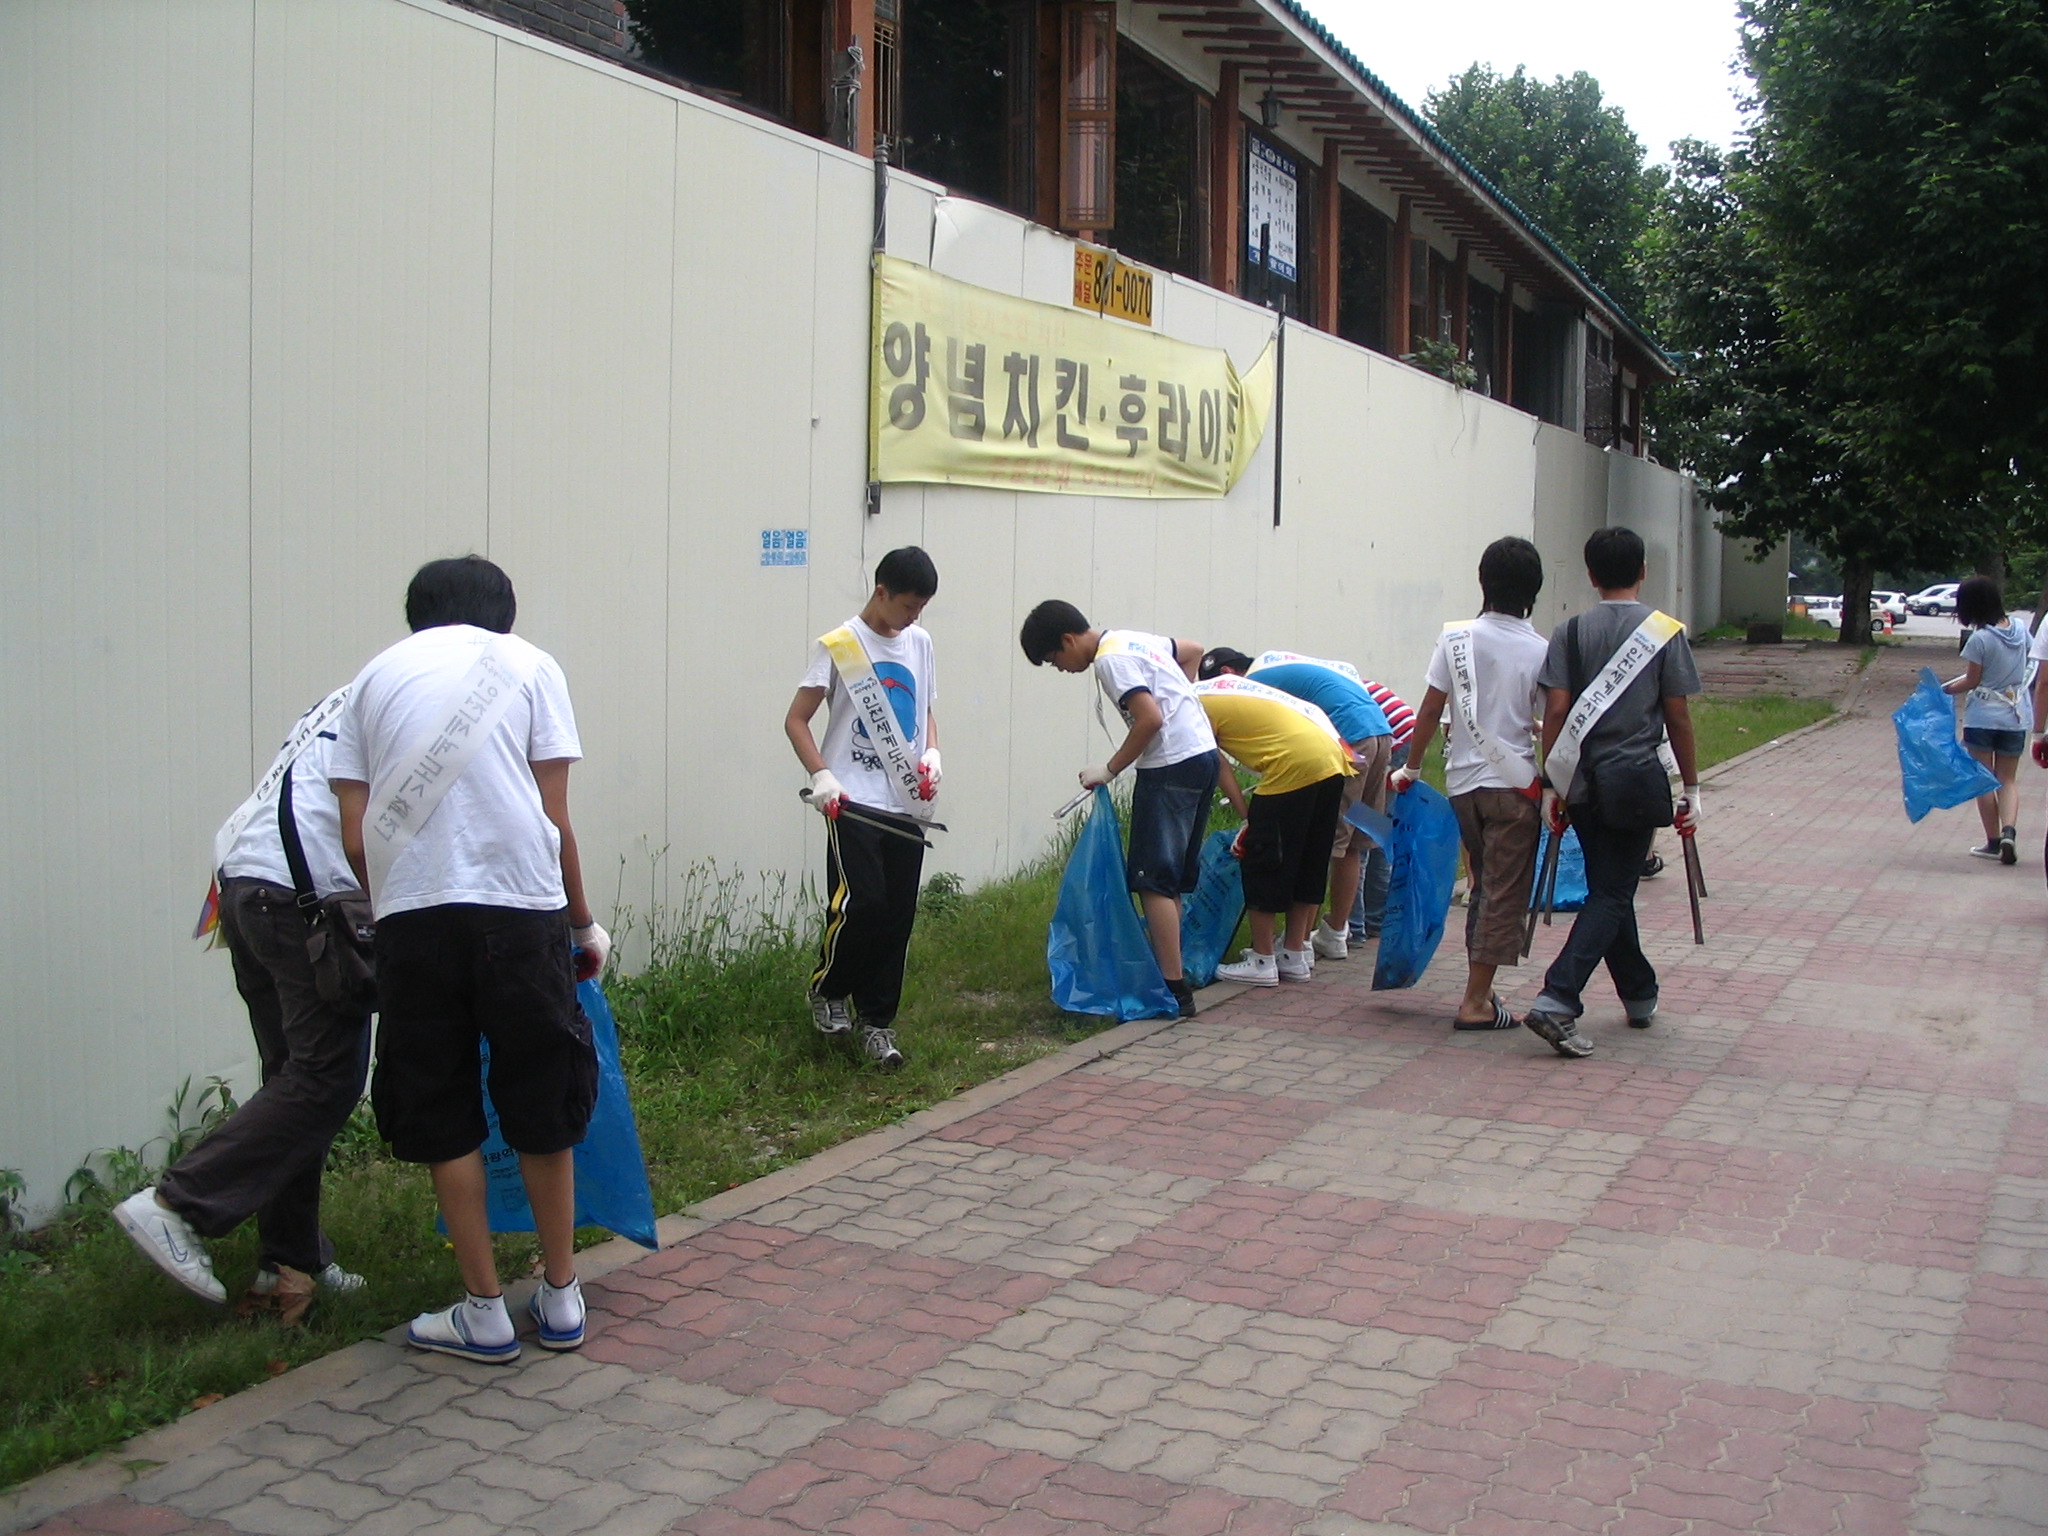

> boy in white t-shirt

[
  {"left": 1392, "top": 537, "right": 1549, "bottom": 1031},
  {"left": 1018, "top": 600, "right": 1221, "bottom": 1018},
  {"left": 330, "top": 556, "right": 609, "bottom": 1365},
  {"left": 784, "top": 547, "right": 942, "bottom": 1070}
]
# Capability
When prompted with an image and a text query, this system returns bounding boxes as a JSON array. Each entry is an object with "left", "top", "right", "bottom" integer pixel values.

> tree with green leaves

[
  {"left": 1641, "top": 141, "right": 1994, "bottom": 642},
  {"left": 1742, "top": 0, "right": 2048, "bottom": 513},
  {"left": 1425, "top": 65, "right": 1663, "bottom": 314}
]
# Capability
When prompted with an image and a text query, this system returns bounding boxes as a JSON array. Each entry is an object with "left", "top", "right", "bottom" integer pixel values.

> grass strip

[{"left": 1691, "top": 694, "right": 1835, "bottom": 770}]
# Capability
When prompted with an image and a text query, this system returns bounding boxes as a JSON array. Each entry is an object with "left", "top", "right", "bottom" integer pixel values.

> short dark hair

[
  {"left": 1019, "top": 599, "right": 1089, "bottom": 666},
  {"left": 1584, "top": 527, "right": 1646, "bottom": 592},
  {"left": 1199, "top": 647, "right": 1254, "bottom": 680},
  {"left": 405, "top": 555, "right": 516, "bottom": 634},
  {"left": 1478, "top": 536, "right": 1544, "bottom": 618},
  {"left": 875, "top": 545, "right": 939, "bottom": 597},
  {"left": 1956, "top": 574, "right": 2006, "bottom": 628}
]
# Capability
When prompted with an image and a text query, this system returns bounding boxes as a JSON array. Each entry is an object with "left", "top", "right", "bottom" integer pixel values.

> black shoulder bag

[
  {"left": 1567, "top": 615, "right": 1674, "bottom": 831},
  {"left": 278, "top": 769, "right": 380, "bottom": 1013}
]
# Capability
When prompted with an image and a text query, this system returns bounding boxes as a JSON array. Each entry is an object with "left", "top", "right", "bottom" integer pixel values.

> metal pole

[
  {"left": 866, "top": 136, "right": 890, "bottom": 518},
  {"left": 1271, "top": 307, "right": 1285, "bottom": 528}
]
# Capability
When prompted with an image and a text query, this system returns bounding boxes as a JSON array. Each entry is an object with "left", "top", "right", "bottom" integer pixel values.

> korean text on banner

[{"left": 870, "top": 254, "right": 1273, "bottom": 498}]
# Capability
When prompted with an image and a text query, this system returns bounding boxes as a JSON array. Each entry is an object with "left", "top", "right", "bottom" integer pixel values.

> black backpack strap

[
  {"left": 1566, "top": 614, "right": 1585, "bottom": 703},
  {"left": 275, "top": 766, "right": 321, "bottom": 923}
]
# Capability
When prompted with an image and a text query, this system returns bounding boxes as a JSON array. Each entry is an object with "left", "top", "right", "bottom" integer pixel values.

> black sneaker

[
  {"left": 2001, "top": 827, "right": 2018, "bottom": 866},
  {"left": 1523, "top": 1010, "right": 1595, "bottom": 1059},
  {"left": 1167, "top": 978, "right": 1197, "bottom": 1019}
]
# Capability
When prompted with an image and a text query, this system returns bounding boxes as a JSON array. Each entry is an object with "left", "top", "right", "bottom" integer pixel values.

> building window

[
  {"left": 1108, "top": 42, "right": 1204, "bottom": 278},
  {"left": 628, "top": 0, "right": 817, "bottom": 122},
  {"left": 899, "top": 0, "right": 1032, "bottom": 211},
  {"left": 1584, "top": 325, "right": 1615, "bottom": 446},
  {"left": 1513, "top": 306, "right": 1568, "bottom": 427},
  {"left": 1059, "top": 1, "right": 1117, "bottom": 231},
  {"left": 1336, "top": 189, "right": 1389, "bottom": 354},
  {"left": 1466, "top": 278, "right": 1498, "bottom": 396},
  {"left": 1407, "top": 237, "right": 1428, "bottom": 353}
]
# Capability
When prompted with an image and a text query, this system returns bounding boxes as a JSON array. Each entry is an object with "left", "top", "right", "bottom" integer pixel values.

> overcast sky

[{"left": 1301, "top": 0, "right": 1752, "bottom": 163}]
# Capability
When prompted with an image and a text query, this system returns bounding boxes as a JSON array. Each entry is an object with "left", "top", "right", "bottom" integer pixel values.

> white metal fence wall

[{"left": 0, "top": 0, "right": 1709, "bottom": 1211}]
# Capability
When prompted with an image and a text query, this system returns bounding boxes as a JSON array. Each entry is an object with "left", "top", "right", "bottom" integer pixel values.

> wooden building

[{"left": 458, "top": 0, "right": 1675, "bottom": 452}]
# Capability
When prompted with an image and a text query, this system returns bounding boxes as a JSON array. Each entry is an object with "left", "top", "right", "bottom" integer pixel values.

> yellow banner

[{"left": 870, "top": 255, "right": 1271, "bottom": 499}]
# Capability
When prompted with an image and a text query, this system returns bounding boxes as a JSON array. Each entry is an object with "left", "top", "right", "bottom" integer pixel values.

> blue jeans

[
  {"left": 1534, "top": 816, "right": 1658, "bottom": 1019},
  {"left": 1349, "top": 741, "right": 1403, "bottom": 939},
  {"left": 1349, "top": 847, "right": 1390, "bottom": 939}
]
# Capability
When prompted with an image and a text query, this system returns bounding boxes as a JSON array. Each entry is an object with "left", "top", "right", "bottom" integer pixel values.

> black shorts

[
  {"left": 1127, "top": 751, "right": 1220, "bottom": 896},
  {"left": 1240, "top": 776, "right": 1347, "bottom": 913},
  {"left": 371, "top": 904, "right": 597, "bottom": 1164}
]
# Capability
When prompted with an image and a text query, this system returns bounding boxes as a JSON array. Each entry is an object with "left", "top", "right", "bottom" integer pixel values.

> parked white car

[
  {"left": 1908, "top": 583, "right": 1959, "bottom": 616},
  {"left": 1872, "top": 590, "right": 1910, "bottom": 624},
  {"left": 1800, "top": 594, "right": 1882, "bottom": 635}
]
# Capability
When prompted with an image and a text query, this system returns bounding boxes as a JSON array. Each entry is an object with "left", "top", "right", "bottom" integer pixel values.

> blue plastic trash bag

[
  {"left": 1342, "top": 798, "right": 1395, "bottom": 851},
  {"left": 1529, "top": 826, "right": 1589, "bottom": 913},
  {"left": 470, "top": 978, "right": 659, "bottom": 1249},
  {"left": 1894, "top": 667, "right": 1999, "bottom": 823},
  {"left": 1047, "top": 788, "right": 1179, "bottom": 1020},
  {"left": 1373, "top": 782, "right": 1462, "bottom": 990},
  {"left": 1180, "top": 829, "right": 1247, "bottom": 988}
]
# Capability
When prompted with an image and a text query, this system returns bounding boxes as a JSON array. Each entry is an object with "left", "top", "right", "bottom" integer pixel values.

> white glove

[
  {"left": 808, "top": 769, "right": 846, "bottom": 817},
  {"left": 1079, "top": 763, "right": 1114, "bottom": 789},
  {"left": 1675, "top": 784, "right": 1704, "bottom": 834},
  {"left": 571, "top": 922, "right": 611, "bottom": 980},
  {"left": 917, "top": 747, "right": 942, "bottom": 801},
  {"left": 1388, "top": 766, "right": 1419, "bottom": 795}
]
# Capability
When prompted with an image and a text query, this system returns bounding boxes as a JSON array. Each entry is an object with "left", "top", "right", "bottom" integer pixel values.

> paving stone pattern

[{"left": 23, "top": 645, "right": 2048, "bottom": 1534}]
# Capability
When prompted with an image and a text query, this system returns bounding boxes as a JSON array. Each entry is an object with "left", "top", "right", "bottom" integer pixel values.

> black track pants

[{"left": 811, "top": 804, "right": 926, "bottom": 1029}]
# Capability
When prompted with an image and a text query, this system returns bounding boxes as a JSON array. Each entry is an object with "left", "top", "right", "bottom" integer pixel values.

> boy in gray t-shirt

[{"left": 1524, "top": 529, "right": 1702, "bottom": 1059}]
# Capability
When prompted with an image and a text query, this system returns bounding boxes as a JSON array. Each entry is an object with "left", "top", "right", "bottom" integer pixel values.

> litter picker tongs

[
  {"left": 1523, "top": 823, "right": 1564, "bottom": 959},
  {"left": 797, "top": 788, "right": 943, "bottom": 848},
  {"left": 1052, "top": 788, "right": 1093, "bottom": 820},
  {"left": 1679, "top": 828, "right": 1708, "bottom": 945}
]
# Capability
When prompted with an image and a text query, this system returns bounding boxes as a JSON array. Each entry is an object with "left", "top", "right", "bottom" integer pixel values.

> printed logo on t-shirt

[{"left": 848, "top": 664, "right": 919, "bottom": 774}]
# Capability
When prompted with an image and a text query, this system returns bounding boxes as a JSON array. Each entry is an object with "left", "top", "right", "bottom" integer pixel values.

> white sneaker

[
  {"left": 113, "top": 1187, "right": 225, "bottom": 1303},
  {"left": 253, "top": 1261, "right": 365, "bottom": 1294},
  {"left": 1278, "top": 946, "right": 1315, "bottom": 981},
  {"left": 1215, "top": 949, "right": 1279, "bottom": 986},
  {"left": 860, "top": 1025, "right": 905, "bottom": 1070},
  {"left": 1311, "top": 923, "right": 1348, "bottom": 960},
  {"left": 810, "top": 993, "right": 854, "bottom": 1035}
]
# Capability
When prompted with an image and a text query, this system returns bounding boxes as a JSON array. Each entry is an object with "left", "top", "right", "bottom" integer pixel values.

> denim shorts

[
  {"left": 1127, "top": 750, "right": 1220, "bottom": 896},
  {"left": 1963, "top": 727, "right": 2027, "bottom": 756}
]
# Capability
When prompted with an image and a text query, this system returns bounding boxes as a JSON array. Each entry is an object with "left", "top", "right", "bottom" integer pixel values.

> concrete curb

[{"left": 0, "top": 981, "right": 1250, "bottom": 1532}]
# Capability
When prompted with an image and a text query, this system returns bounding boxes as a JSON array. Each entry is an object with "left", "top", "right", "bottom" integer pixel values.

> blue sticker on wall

[{"left": 760, "top": 528, "right": 809, "bottom": 566}]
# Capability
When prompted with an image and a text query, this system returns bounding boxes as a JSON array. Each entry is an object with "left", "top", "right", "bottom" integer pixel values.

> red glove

[{"left": 1542, "top": 788, "right": 1568, "bottom": 835}]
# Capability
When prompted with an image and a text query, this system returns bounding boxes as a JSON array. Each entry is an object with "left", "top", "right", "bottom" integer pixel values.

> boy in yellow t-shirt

[{"left": 1194, "top": 676, "right": 1354, "bottom": 985}]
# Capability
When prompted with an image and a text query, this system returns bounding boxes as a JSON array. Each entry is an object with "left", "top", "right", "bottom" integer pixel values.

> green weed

[{"left": 1691, "top": 694, "right": 1834, "bottom": 769}]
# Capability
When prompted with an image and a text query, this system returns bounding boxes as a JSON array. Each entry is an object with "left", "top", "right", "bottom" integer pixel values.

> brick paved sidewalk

[{"left": 11, "top": 642, "right": 2047, "bottom": 1536}]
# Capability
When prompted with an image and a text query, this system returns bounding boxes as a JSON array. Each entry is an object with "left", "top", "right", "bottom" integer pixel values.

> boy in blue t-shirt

[{"left": 1198, "top": 648, "right": 1392, "bottom": 959}]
